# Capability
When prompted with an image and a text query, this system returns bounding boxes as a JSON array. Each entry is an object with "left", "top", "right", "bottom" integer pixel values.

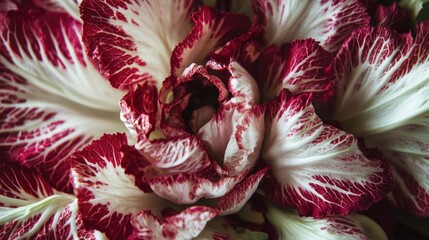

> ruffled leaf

[
  {"left": 0, "top": 163, "right": 96, "bottom": 239},
  {"left": 262, "top": 91, "right": 392, "bottom": 218},
  {"left": 135, "top": 135, "right": 211, "bottom": 174},
  {"left": 252, "top": 0, "right": 370, "bottom": 52},
  {"left": 126, "top": 72, "right": 215, "bottom": 173},
  {"left": 0, "top": 8, "right": 125, "bottom": 192},
  {"left": 228, "top": 60, "right": 260, "bottom": 108},
  {"left": 171, "top": 6, "right": 251, "bottom": 77},
  {"left": 198, "top": 61, "right": 265, "bottom": 176},
  {"left": 159, "top": 63, "right": 228, "bottom": 124},
  {"left": 71, "top": 133, "right": 167, "bottom": 239},
  {"left": 81, "top": 0, "right": 198, "bottom": 89},
  {"left": 129, "top": 206, "right": 218, "bottom": 240},
  {"left": 159, "top": 65, "right": 228, "bottom": 137},
  {"left": 145, "top": 170, "right": 247, "bottom": 204},
  {"left": 120, "top": 83, "right": 158, "bottom": 138},
  {"left": 253, "top": 39, "right": 333, "bottom": 101},
  {"left": 199, "top": 103, "right": 265, "bottom": 176},
  {"left": 216, "top": 168, "right": 267, "bottom": 215}
]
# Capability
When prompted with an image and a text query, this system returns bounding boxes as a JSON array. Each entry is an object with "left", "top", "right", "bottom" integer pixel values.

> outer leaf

[
  {"left": 266, "top": 204, "right": 386, "bottom": 240},
  {"left": 262, "top": 91, "right": 392, "bottom": 218},
  {"left": 0, "top": 163, "right": 95, "bottom": 239},
  {"left": 329, "top": 23, "right": 429, "bottom": 216},
  {"left": 252, "top": 0, "right": 370, "bottom": 52},
  {"left": 71, "top": 133, "right": 167, "bottom": 239},
  {"left": 0, "top": 9, "right": 125, "bottom": 192},
  {"left": 252, "top": 39, "right": 333, "bottom": 102},
  {"left": 81, "top": 0, "right": 197, "bottom": 90},
  {"left": 171, "top": 6, "right": 251, "bottom": 76},
  {"left": 330, "top": 24, "right": 429, "bottom": 136},
  {"left": 129, "top": 206, "right": 218, "bottom": 240},
  {"left": 365, "top": 123, "right": 429, "bottom": 216}
]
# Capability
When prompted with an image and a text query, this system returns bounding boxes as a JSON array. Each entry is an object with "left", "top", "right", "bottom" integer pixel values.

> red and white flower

[{"left": 1, "top": 0, "right": 428, "bottom": 239}]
